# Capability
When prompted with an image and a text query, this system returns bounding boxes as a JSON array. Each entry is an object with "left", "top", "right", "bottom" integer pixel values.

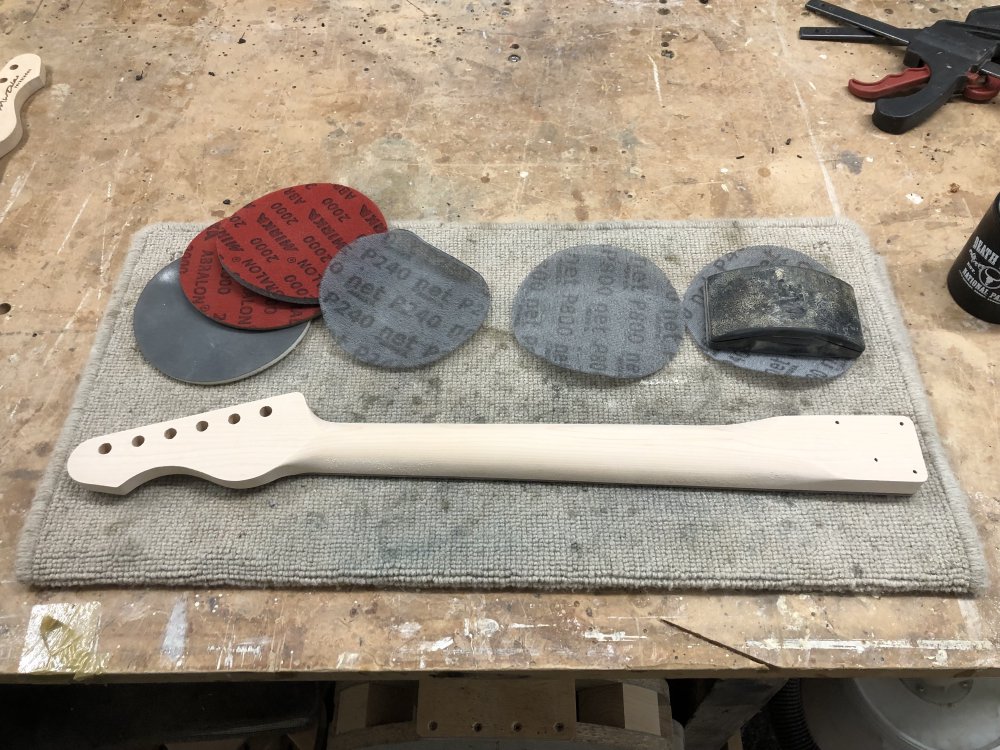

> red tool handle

[
  {"left": 849, "top": 66, "right": 929, "bottom": 100},
  {"left": 964, "top": 72, "right": 1000, "bottom": 102},
  {"left": 849, "top": 65, "right": 1000, "bottom": 103}
]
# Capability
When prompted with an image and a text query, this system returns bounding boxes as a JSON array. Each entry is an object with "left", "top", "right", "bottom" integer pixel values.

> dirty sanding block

[{"left": 704, "top": 264, "right": 865, "bottom": 358}]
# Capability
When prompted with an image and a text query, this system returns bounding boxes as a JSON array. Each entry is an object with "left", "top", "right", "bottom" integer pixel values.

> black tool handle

[
  {"left": 804, "top": 0, "right": 912, "bottom": 44},
  {"left": 966, "top": 6, "right": 1000, "bottom": 28},
  {"left": 871, "top": 56, "right": 970, "bottom": 133},
  {"left": 799, "top": 26, "right": 904, "bottom": 43}
]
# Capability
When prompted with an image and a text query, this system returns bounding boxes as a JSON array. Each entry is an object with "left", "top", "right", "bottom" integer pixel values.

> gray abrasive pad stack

[
  {"left": 683, "top": 245, "right": 855, "bottom": 378},
  {"left": 703, "top": 264, "right": 864, "bottom": 358},
  {"left": 17, "top": 220, "right": 986, "bottom": 595},
  {"left": 512, "top": 245, "right": 682, "bottom": 378},
  {"left": 133, "top": 260, "right": 310, "bottom": 385}
]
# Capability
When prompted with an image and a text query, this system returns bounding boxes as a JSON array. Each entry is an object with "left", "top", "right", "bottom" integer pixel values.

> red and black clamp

[{"left": 799, "top": 1, "right": 1000, "bottom": 133}]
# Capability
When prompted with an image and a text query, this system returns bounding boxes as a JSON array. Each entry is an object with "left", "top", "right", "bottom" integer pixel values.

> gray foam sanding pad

[
  {"left": 705, "top": 264, "right": 865, "bottom": 358},
  {"left": 682, "top": 245, "right": 856, "bottom": 378},
  {"left": 134, "top": 260, "right": 310, "bottom": 385},
  {"left": 319, "top": 229, "right": 491, "bottom": 369},
  {"left": 511, "top": 245, "right": 682, "bottom": 379}
]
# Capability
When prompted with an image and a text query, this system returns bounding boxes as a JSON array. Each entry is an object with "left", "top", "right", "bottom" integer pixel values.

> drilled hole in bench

[
  {"left": 98, "top": 443, "right": 111, "bottom": 454},
  {"left": 427, "top": 721, "right": 438, "bottom": 732},
  {"left": 196, "top": 420, "right": 208, "bottom": 432},
  {"left": 229, "top": 413, "right": 240, "bottom": 424},
  {"left": 132, "top": 435, "right": 144, "bottom": 447},
  {"left": 164, "top": 428, "right": 177, "bottom": 439},
  {"left": 260, "top": 405, "right": 272, "bottom": 417}
]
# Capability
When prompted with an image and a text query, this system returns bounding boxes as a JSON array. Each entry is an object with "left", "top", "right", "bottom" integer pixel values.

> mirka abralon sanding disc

[
  {"left": 319, "top": 229, "right": 491, "bottom": 369},
  {"left": 134, "top": 260, "right": 310, "bottom": 385},
  {"left": 511, "top": 245, "right": 682, "bottom": 379},
  {"left": 215, "top": 183, "right": 387, "bottom": 304},
  {"left": 178, "top": 224, "right": 321, "bottom": 331}
]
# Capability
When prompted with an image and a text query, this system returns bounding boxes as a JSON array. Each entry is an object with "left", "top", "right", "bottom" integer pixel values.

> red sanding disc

[
  {"left": 214, "top": 183, "right": 388, "bottom": 303},
  {"left": 179, "top": 224, "right": 321, "bottom": 331}
]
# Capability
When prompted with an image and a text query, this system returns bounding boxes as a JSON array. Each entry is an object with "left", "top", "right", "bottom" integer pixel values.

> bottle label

[{"left": 957, "top": 235, "right": 1000, "bottom": 303}]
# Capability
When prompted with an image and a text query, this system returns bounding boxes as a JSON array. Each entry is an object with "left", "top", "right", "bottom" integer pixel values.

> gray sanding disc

[
  {"left": 682, "top": 245, "right": 855, "bottom": 378},
  {"left": 133, "top": 260, "right": 310, "bottom": 385},
  {"left": 511, "top": 245, "right": 682, "bottom": 379},
  {"left": 319, "top": 229, "right": 491, "bottom": 368}
]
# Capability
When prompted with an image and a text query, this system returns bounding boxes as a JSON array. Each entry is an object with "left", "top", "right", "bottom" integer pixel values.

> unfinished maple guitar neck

[{"left": 66, "top": 392, "right": 929, "bottom": 496}]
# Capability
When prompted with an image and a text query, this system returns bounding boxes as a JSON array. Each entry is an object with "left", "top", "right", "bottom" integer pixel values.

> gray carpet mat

[{"left": 17, "top": 220, "right": 987, "bottom": 593}]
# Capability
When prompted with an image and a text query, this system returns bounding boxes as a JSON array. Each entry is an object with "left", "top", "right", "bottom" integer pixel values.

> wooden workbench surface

[{"left": 1, "top": 0, "right": 998, "bottom": 680}]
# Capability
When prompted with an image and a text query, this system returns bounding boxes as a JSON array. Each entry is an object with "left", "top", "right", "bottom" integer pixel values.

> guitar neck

[{"left": 67, "top": 393, "right": 928, "bottom": 496}]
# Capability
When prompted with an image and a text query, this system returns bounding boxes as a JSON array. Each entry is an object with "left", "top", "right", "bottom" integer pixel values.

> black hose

[{"left": 768, "top": 679, "right": 820, "bottom": 750}]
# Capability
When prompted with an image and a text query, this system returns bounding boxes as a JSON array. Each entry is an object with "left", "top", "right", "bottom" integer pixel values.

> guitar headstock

[
  {"left": 67, "top": 392, "right": 321, "bottom": 495},
  {"left": 0, "top": 54, "right": 46, "bottom": 159}
]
